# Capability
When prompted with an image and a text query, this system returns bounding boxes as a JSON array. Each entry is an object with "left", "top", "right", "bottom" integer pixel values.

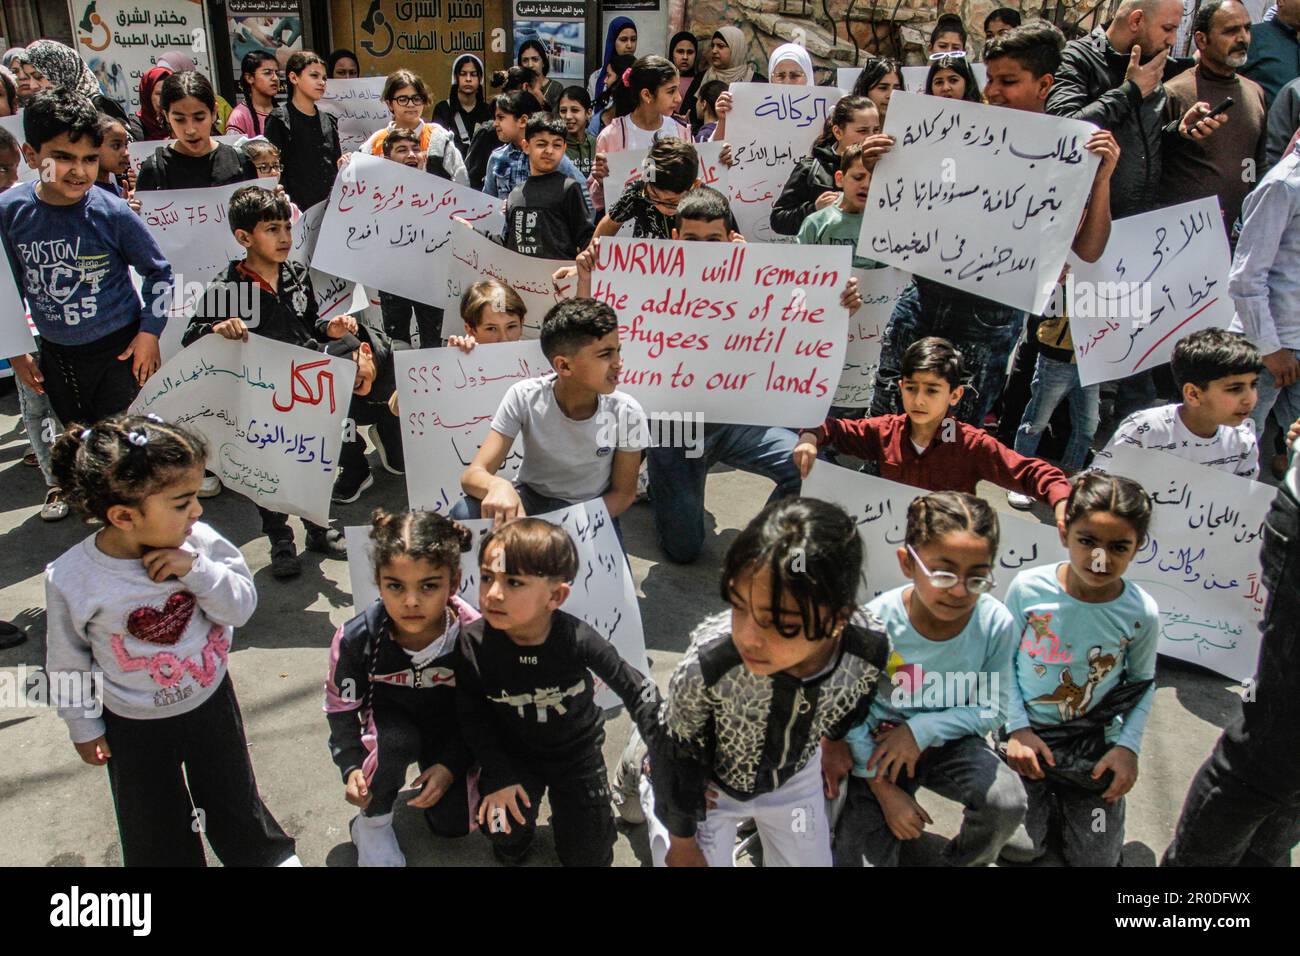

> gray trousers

[{"left": 999, "top": 773, "right": 1126, "bottom": 866}]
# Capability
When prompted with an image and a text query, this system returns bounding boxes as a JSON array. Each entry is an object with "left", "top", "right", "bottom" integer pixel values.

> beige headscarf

[{"left": 701, "top": 26, "right": 755, "bottom": 85}]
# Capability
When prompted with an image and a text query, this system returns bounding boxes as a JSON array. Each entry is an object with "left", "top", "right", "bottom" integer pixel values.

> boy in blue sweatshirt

[{"left": 0, "top": 87, "right": 172, "bottom": 426}]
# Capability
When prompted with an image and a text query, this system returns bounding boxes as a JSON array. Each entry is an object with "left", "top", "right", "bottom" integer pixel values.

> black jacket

[
  {"left": 182, "top": 259, "right": 326, "bottom": 350},
  {"left": 770, "top": 143, "right": 839, "bottom": 236},
  {"left": 264, "top": 103, "right": 341, "bottom": 211},
  {"left": 1045, "top": 27, "right": 1193, "bottom": 217}
]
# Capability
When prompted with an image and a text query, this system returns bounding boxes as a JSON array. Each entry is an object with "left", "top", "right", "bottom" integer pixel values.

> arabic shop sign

[{"left": 353, "top": 0, "right": 486, "bottom": 62}]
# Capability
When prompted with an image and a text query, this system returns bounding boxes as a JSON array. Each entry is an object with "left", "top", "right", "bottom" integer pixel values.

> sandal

[{"left": 41, "top": 488, "right": 69, "bottom": 522}]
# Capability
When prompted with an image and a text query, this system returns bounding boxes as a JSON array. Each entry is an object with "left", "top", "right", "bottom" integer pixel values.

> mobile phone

[{"left": 1204, "top": 96, "right": 1235, "bottom": 118}]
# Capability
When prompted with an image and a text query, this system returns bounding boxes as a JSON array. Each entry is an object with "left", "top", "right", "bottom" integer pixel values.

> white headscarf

[{"left": 767, "top": 43, "right": 814, "bottom": 85}]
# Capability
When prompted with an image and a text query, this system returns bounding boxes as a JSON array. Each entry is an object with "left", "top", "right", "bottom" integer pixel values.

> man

[
  {"left": 1241, "top": 0, "right": 1300, "bottom": 107},
  {"left": 1160, "top": 0, "right": 1268, "bottom": 237}
]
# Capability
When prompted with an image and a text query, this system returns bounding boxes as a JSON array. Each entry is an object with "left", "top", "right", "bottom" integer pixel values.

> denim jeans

[
  {"left": 1162, "top": 483, "right": 1300, "bottom": 867},
  {"left": 1000, "top": 773, "right": 1127, "bottom": 866},
  {"left": 17, "top": 370, "right": 58, "bottom": 487},
  {"left": 646, "top": 423, "right": 801, "bottom": 564},
  {"left": 378, "top": 291, "right": 444, "bottom": 349},
  {"left": 869, "top": 281, "right": 1027, "bottom": 426},
  {"left": 1014, "top": 355, "right": 1101, "bottom": 472},
  {"left": 1250, "top": 348, "right": 1300, "bottom": 439}
]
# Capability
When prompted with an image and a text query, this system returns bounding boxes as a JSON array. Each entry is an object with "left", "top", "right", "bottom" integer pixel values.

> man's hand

[
  {"left": 326, "top": 315, "right": 358, "bottom": 338},
  {"left": 345, "top": 768, "right": 372, "bottom": 809},
  {"left": 1178, "top": 100, "right": 1226, "bottom": 141},
  {"left": 1264, "top": 348, "right": 1300, "bottom": 387},
  {"left": 74, "top": 735, "right": 112, "bottom": 766},
  {"left": 793, "top": 432, "right": 820, "bottom": 479},
  {"left": 1125, "top": 45, "right": 1168, "bottom": 98},
  {"left": 1085, "top": 129, "right": 1121, "bottom": 182},
  {"left": 118, "top": 331, "right": 161, "bottom": 385},
  {"left": 9, "top": 353, "right": 44, "bottom": 394},
  {"left": 141, "top": 547, "right": 196, "bottom": 582},
  {"left": 821, "top": 737, "right": 854, "bottom": 799},
  {"left": 212, "top": 318, "right": 249, "bottom": 341},
  {"left": 407, "top": 763, "right": 454, "bottom": 809},
  {"left": 1094, "top": 745, "right": 1139, "bottom": 803},
  {"left": 1005, "top": 727, "right": 1055, "bottom": 780},
  {"left": 665, "top": 834, "right": 709, "bottom": 867}
]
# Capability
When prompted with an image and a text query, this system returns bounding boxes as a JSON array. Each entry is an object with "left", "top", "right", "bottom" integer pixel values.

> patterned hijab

[{"left": 25, "top": 40, "right": 101, "bottom": 99}]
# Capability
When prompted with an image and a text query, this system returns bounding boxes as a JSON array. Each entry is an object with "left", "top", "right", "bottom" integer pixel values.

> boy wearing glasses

[
  {"left": 504, "top": 116, "right": 594, "bottom": 260},
  {"left": 794, "top": 337, "right": 1072, "bottom": 523},
  {"left": 592, "top": 138, "right": 699, "bottom": 240}
]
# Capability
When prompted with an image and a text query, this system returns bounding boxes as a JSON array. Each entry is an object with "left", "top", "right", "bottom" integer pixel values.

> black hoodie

[{"left": 770, "top": 143, "right": 840, "bottom": 236}]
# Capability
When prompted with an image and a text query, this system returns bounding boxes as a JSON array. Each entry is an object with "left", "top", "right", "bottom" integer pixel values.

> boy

[
  {"left": 504, "top": 116, "right": 594, "bottom": 261},
  {"left": 593, "top": 138, "right": 699, "bottom": 240},
  {"left": 0, "top": 88, "right": 172, "bottom": 427},
  {"left": 182, "top": 185, "right": 357, "bottom": 576},
  {"left": 484, "top": 91, "right": 594, "bottom": 218},
  {"left": 374, "top": 127, "right": 444, "bottom": 349},
  {"left": 324, "top": 324, "right": 406, "bottom": 499},
  {"left": 558, "top": 85, "right": 596, "bottom": 177},
  {"left": 95, "top": 113, "right": 132, "bottom": 198},
  {"left": 795, "top": 337, "right": 1074, "bottom": 520},
  {"left": 1095, "top": 328, "right": 1261, "bottom": 477},
  {"left": 455, "top": 298, "right": 645, "bottom": 524},
  {"left": 795, "top": 144, "right": 885, "bottom": 269},
  {"left": 870, "top": 20, "right": 1119, "bottom": 427},
  {"left": 453, "top": 518, "right": 661, "bottom": 866}
]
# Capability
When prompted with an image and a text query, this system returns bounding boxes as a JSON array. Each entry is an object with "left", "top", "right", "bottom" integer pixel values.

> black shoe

[
  {"left": 332, "top": 468, "right": 375, "bottom": 504},
  {"left": 305, "top": 526, "right": 348, "bottom": 558},
  {"left": 0, "top": 621, "right": 27, "bottom": 650},
  {"left": 269, "top": 540, "right": 302, "bottom": 579},
  {"left": 491, "top": 842, "right": 531, "bottom": 866},
  {"left": 371, "top": 426, "right": 405, "bottom": 475}
]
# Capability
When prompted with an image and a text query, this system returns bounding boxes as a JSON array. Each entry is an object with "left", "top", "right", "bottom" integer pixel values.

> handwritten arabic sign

[
  {"left": 604, "top": 140, "right": 730, "bottom": 213},
  {"left": 130, "top": 334, "right": 356, "bottom": 525},
  {"left": 725, "top": 82, "right": 846, "bottom": 243},
  {"left": 1067, "top": 196, "right": 1233, "bottom": 388},
  {"left": 311, "top": 153, "right": 504, "bottom": 307},
  {"left": 440, "top": 221, "right": 574, "bottom": 337},
  {"left": 860, "top": 91, "right": 1099, "bottom": 315},
  {"left": 320, "top": 78, "right": 392, "bottom": 155},
  {"left": 592, "top": 236, "right": 852, "bottom": 427},
  {"left": 346, "top": 497, "right": 649, "bottom": 710},
  {"left": 1103, "top": 445, "right": 1271, "bottom": 682},
  {"left": 395, "top": 340, "right": 547, "bottom": 513},
  {"left": 804, "top": 461, "right": 1064, "bottom": 602},
  {"left": 0, "top": 253, "right": 35, "bottom": 359},
  {"left": 290, "top": 201, "right": 365, "bottom": 323},
  {"left": 836, "top": 267, "right": 909, "bottom": 407}
]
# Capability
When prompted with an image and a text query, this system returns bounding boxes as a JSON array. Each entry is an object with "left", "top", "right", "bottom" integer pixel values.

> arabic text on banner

[
  {"left": 836, "top": 267, "right": 909, "bottom": 407},
  {"left": 0, "top": 250, "right": 35, "bottom": 359},
  {"left": 320, "top": 78, "right": 392, "bottom": 155},
  {"left": 439, "top": 222, "right": 574, "bottom": 337},
  {"left": 289, "top": 201, "right": 365, "bottom": 323}
]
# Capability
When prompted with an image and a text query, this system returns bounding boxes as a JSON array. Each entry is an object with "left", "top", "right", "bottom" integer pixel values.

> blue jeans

[
  {"left": 647, "top": 424, "right": 801, "bottom": 564},
  {"left": 1250, "top": 348, "right": 1300, "bottom": 438},
  {"left": 1013, "top": 355, "right": 1101, "bottom": 472},
  {"left": 869, "top": 281, "right": 1027, "bottom": 426},
  {"left": 17, "top": 369, "right": 58, "bottom": 487}
]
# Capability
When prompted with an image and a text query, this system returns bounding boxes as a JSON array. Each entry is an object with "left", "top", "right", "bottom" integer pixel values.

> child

[
  {"left": 929, "top": 13, "right": 968, "bottom": 54},
  {"left": 693, "top": 79, "right": 726, "bottom": 143},
  {"left": 483, "top": 91, "right": 593, "bottom": 218},
  {"left": 1095, "top": 328, "right": 1262, "bottom": 478},
  {"left": 594, "top": 137, "right": 698, "bottom": 240},
  {"left": 451, "top": 278, "right": 527, "bottom": 352},
  {"left": 433, "top": 54, "right": 494, "bottom": 160},
  {"left": 646, "top": 497, "right": 891, "bottom": 866},
  {"left": 796, "top": 143, "right": 886, "bottom": 268},
  {"left": 0, "top": 88, "right": 172, "bottom": 428},
  {"left": 999, "top": 472, "right": 1159, "bottom": 866},
  {"left": 850, "top": 57, "right": 905, "bottom": 125},
  {"left": 358, "top": 69, "right": 468, "bottom": 185},
  {"left": 558, "top": 85, "right": 596, "bottom": 177},
  {"left": 925, "top": 51, "right": 984, "bottom": 102},
  {"left": 95, "top": 113, "right": 132, "bottom": 197},
  {"left": 226, "top": 51, "right": 279, "bottom": 138},
  {"left": 771, "top": 95, "right": 887, "bottom": 236},
  {"left": 181, "top": 185, "right": 355, "bottom": 575},
  {"left": 587, "top": 53, "right": 637, "bottom": 138},
  {"left": 452, "top": 517, "right": 660, "bottom": 866},
  {"left": 588, "top": 56, "right": 693, "bottom": 213},
  {"left": 455, "top": 298, "right": 645, "bottom": 524},
  {"left": 265, "top": 51, "right": 341, "bottom": 211},
  {"left": 504, "top": 116, "right": 595, "bottom": 261},
  {"left": 325, "top": 509, "right": 481, "bottom": 866},
  {"left": 326, "top": 325, "right": 406, "bottom": 497},
  {"left": 795, "top": 337, "right": 1073, "bottom": 521},
  {"left": 834, "top": 491, "right": 1026, "bottom": 866},
  {"left": 136, "top": 72, "right": 256, "bottom": 190},
  {"left": 44, "top": 415, "right": 299, "bottom": 867}
]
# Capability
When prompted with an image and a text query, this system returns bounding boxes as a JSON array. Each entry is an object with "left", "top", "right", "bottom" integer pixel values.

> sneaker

[
  {"left": 269, "top": 540, "right": 302, "bottom": 579},
  {"left": 351, "top": 812, "right": 405, "bottom": 867},
  {"left": 332, "top": 469, "right": 375, "bottom": 504},
  {"left": 0, "top": 621, "right": 26, "bottom": 650},
  {"left": 370, "top": 425, "right": 405, "bottom": 475},
  {"left": 40, "top": 488, "right": 69, "bottom": 522},
  {"left": 305, "top": 526, "right": 348, "bottom": 558},
  {"left": 1007, "top": 491, "right": 1035, "bottom": 511},
  {"left": 612, "top": 727, "right": 648, "bottom": 825},
  {"left": 198, "top": 473, "right": 223, "bottom": 498}
]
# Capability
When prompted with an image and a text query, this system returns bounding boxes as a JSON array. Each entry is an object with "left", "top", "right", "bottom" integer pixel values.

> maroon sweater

[{"left": 808, "top": 414, "right": 1072, "bottom": 507}]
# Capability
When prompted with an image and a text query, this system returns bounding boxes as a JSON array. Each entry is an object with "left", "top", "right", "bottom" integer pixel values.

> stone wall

[{"left": 682, "top": 0, "right": 1113, "bottom": 79}]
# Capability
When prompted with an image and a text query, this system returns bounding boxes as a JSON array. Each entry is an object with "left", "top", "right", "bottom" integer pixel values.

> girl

[
  {"left": 226, "top": 51, "right": 279, "bottom": 138},
  {"left": 433, "top": 53, "right": 494, "bottom": 161},
  {"left": 926, "top": 51, "right": 983, "bottom": 103},
  {"left": 1000, "top": 472, "right": 1159, "bottom": 867},
  {"left": 558, "top": 85, "right": 596, "bottom": 176},
  {"left": 95, "top": 113, "right": 133, "bottom": 198},
  {"left": 482, "top": 90, "right": 592, "bottom": 216},
  {"left": 684, "top": 26, "right": 761, "bottom": 132},
  {"left": 930, "top": 13, "right": 969, "bottom": 54},
  {"left": 834, "top": 492, "right": 1026, "bottom": 866},
  {"left": 517, "top": 39, "right": 563, "bottom": 113},
  {"left": 156, "top": 50, "right": 235, "bottom": 131},
  {"left": 586, "top": 52, "right": 637, "bottom": 137},
  {"left": 328, "top": 48, "right": 360, "bottom": 79},
  {"left": 136, "top": 72, "right": 256, "bottom": 191},
  {"left": 491, "top": 65, "right": 546, "bottom": 109},
  {"left": 25, "top": 39, "right": 129, "bottom": 122},
  {"left": 850, "top": 56, "right": 905, "bottom": 124},
  {"left": 44, "top": 415, "right": 299, "bottom": 867},
  {"left": 693, "top": 80, "right": 726, "bottom": 142},
  {"left": 771, "top": 95, "right": 888, "bottom": 236},
  {"left": 130, "top": 66, "right": 172, "bottom": 141},
  {"left": 238, "top": 138, "right": 303, "bottom": 222},
  {"left": 324, "top": 509, "right": 481, "bottom": 867},
  {"left": 588, "top": 56, "right": 692, "bottom": 213},
  {"left": 265, "top": 51, "right": 342, "bottom": 211},
  {"left": 358, "top": 68, "right": 467, "bottom": 185},
  {"left": 589, "top": 16, "right": 638, "bottom": 103},
  {"left": 644, "top": 497, "right": 890, "bottom": 867},
  {"left": 669, "top": 31, "right": 698, "bottom": 116}
]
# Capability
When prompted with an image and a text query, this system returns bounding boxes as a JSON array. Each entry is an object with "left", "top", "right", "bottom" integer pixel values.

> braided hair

[{"left": 905, "top": 491, "right": 1001, "bottom": 558}]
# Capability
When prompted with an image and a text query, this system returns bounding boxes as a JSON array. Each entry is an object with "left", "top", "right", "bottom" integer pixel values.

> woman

[
  {"left": 328, "top": 48, "right": 360, "bottom": 79},
  {"left": 683, "top": 26, "right": 761, "bottom": 132},
  {"left": 925, "top": 52, "right": 982, "bottom": 102},
  {"left": 129, "top": 66, "right": 172, "bottom": 141},
  {"left": 850, "top": 56, "right": 905, "bottom": 124},
  {"left": 588, "top": 16, "right": 637, "bottom": 103},
  {"left": 24, "top": 39, "right": 128, "bottom": 122},
  {"left": 517, "top": 39, "right": 563, "bottom": 113},
  {"left": 433, "top": 53, "right": 494, "bottom": 159},
  {"left": 3, "top": 48, "right": 34, "bottom": 106},
  {"left": 767, "top": 42, "right": 814, "bottom": 85}
]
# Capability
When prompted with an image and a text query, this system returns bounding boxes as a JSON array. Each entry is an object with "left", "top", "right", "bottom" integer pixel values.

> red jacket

[{"left": 809, "top": 414, "right": 1072, "bottom": 507}]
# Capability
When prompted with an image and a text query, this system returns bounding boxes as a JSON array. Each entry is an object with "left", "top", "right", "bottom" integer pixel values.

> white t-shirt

[
  {"left": 490, "top": 372, "right": 648, "bottom": 502},
  {"left": 1096, "top": 403, "right": 1260, "bottom": 478}
]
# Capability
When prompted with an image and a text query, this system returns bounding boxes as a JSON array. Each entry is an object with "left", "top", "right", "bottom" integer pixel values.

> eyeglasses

[
  {"left": 254, "top": 162, "right": 282, "bottom": 174},
  {"left": 644, "top": 183, "right": 681, "bottom": 211},
  {"left": 907, "top": 545, "right": 996, "bottom": 594},
  {"left": 391, "top": 94, "right": 427, "bottom": 106},
  {"left": 929, "top": 50, "right": 968, "bottom": 61}
]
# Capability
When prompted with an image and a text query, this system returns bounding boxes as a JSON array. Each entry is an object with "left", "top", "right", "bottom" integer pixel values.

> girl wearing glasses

[
  {"left": 358, "top": 69, "right": 468, "bottom": 186},
  {"left": 833, "top": 491, "right": 1027, "bottom": 866},
  {"left": 999, "top": 472, "right": 1158, "bottom": 867}
]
